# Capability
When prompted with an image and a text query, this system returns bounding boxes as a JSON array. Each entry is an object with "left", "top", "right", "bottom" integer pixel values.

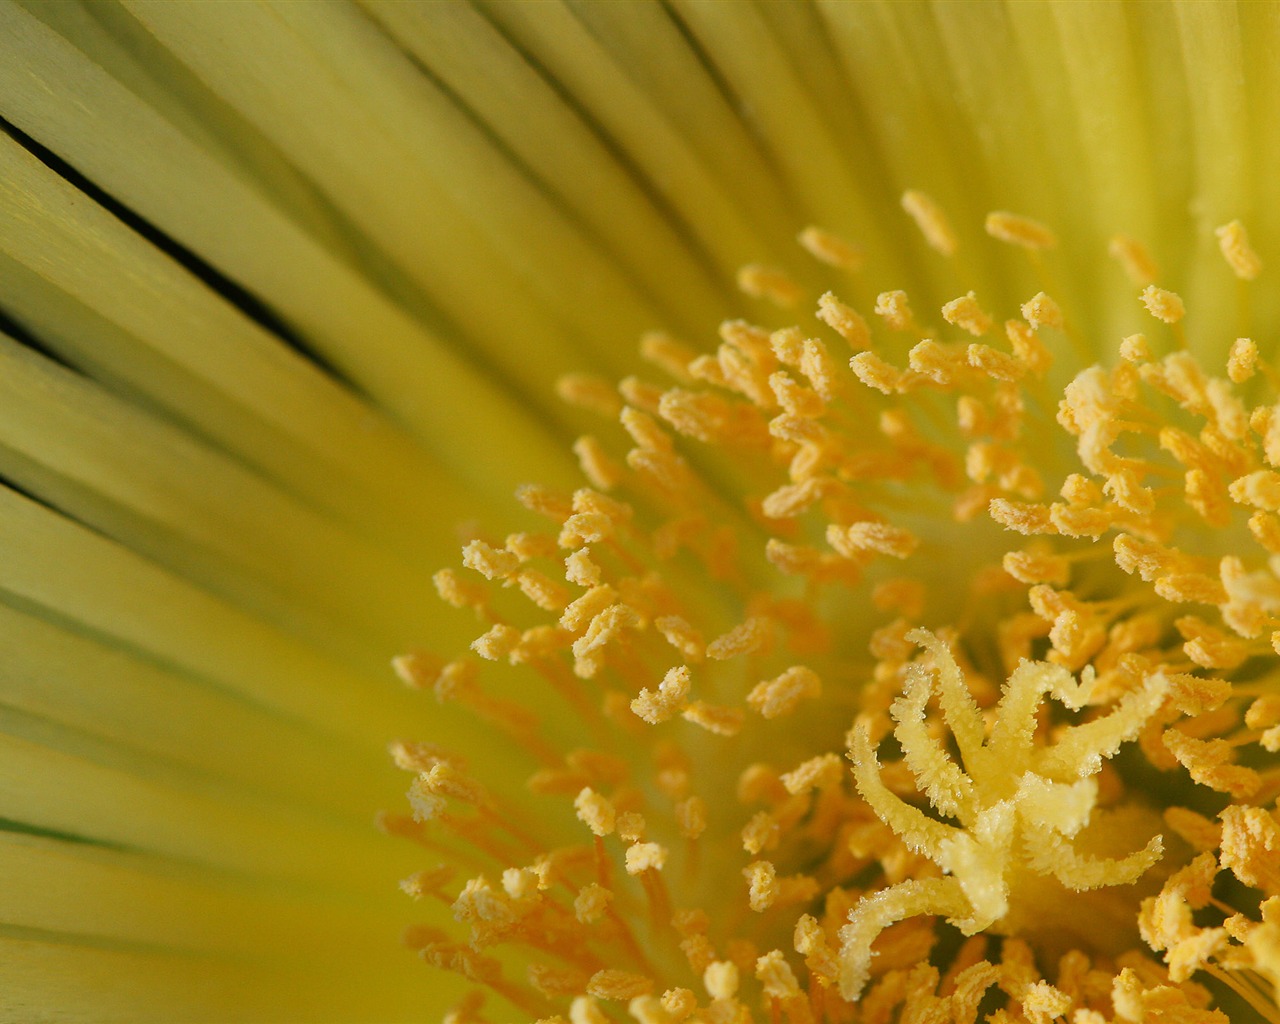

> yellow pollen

[
  {"left": 901, "top": 189, "right": 958, "bottom": 256},
  {"left": 737, "top": 264, "right": 804, "bottom": 308},
  {"left": 874, "top": 289, "right": 917, "bottom": 332},
  {"left": 816, "top": 291, "right": 871, "bottom": 350},
  {"left": 395, "top": 207, "right": 1280, "bottom": 1024},
  {"left": 798, "top": 225, "right": 865, "bottom": 271},
  {"left": 558, "top": 373, "right": 624, "bottom": 418},
  {"left": 1228, "top": 337, "right": 1258, "bottom": 383},
  {"left": 573, "top": 436, "right": 623, "bottom": 491},
  {"left": 574, "top": 788, "right": 616, "bottom": 837},
  {"left": 834, "top": 521, "right": 919, "bottom": 559},
  {"left": 681, "top": 701, "right": 744, "bottom": 737},
  {"left": 1021, "top": 291, "right": 1064, "bottom": 331},
  {"left": 746, "top": 666, "right": 821, "bottom": 719},
  {"left": 624, "top": 842, "right": 667, "bottom": 875},
  {"left": 706, "top": 617, "right": 770, "bottom": 660},
  {"left": 1140, "top": 285, "right": 1186, "bottom": 324},
  {"left": 1215, "top": 220, "right": 1263, "bottom": 281},
  {"left": 1108, "top": 235, "right": 1160, "bottom": 285},
  {"left": 587, "top": 971, "right": 652, "bottom": 1001},
  {"left": 702, "top": 961, "right": 738, "bottom": 1001},
  {"left": 985, "top": 210, "right": 1058, "bottom": 250},
  {"left": 755, "top": 950, "right": 801, "bottom": 999},
  {"left": 942, "top": 291, "right": 994, "bottom": 336},
  {"left": 630, "top": 666, "right": 691, "bottom": 724}
]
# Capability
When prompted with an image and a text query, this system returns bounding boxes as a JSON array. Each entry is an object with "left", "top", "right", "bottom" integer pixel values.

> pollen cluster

[{"left": 389, "top": 196, "right": 1280, "bottom": 1023}]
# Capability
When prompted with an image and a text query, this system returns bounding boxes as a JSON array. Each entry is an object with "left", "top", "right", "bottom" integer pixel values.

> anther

[
  {"left": 574, "top": 436, "right": 623, "bottom": 491},
  {"left": 874, "top": 290, "right": 917, "bottom": 332},
  {"left": 575, "top": 788, "right": 617, "bottom": 837},
  {"left": 798, "top": 226, "right": 865, "bottom": 271},
  {"left": 631, "top": 665, "right": 692, "bottom": 724},
  {"left": 1228, "top": 338, "right": 1258, "bottom": 383},
  {"left": 901, "top": 190, "right": 958, "bottom": 256},
  {"left": 942, "top": 292, "right": 993, "bottom": 336},
  {"left": 588, "top": 971, "right": 654, "bottom": 1002},
  {"left": 707, "top": 618, "right": 771, "bottom": 660},
  {"left": 1140, "top": 286, "right": 1186, "bottom": 324},
  {"left": 1215, "top": 220, "right": 1263, "bottom": 281},
  {"left": 462, "top": 540, "right": 520, "bottom": 581},
  {"left": 1021, "top": 292, "right": 1064, "bottom": 331},
  {"left": 558, "top": 374, "right": 624, "bottom": 417},
  {"left": 747, "top": 666, "right": 822, "bottom": 719},
  {"left": 985, "top": 211, "right": 1057, "bottom": 250},
  {"left": 682, "top": 701, "right": 745, "bottom": 736},
  {"left": 624, "top": 842, "right": 668, "bottom": 875},
  {"left": 739, "top": 264, "right": 804, "bottom": 307},
  {"left": 1108, "top": 235, "right": 1159, "bottom": 285},
  {"left": 640, "top": 333, "right": 696, "bottom": 383},
  {"left": 816, "top": 292, "right": 871, "bottom": 350},
  {"left": 703, "top": 961, "right": 739, "bottom": 1001}
]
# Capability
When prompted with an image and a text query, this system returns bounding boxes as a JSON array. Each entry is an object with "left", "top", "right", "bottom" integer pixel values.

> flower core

[{"left": 393, "top": 197, "right": 1280, "bottom": 1024}]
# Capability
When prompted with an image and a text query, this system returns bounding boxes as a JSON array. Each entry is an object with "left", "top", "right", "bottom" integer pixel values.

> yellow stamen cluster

[{"left": 391, "top": 195, "right": 1280, "bottom": 1023}]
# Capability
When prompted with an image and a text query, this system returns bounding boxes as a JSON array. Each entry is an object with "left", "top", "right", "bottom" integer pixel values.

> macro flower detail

[
  {"left": 393, "top": 198, "right": 1280, "bottom": 1022},
  {"left": 5, "top": 3, "right": 1280, "bottom": 1022},
  {"left": 841, "top": 629, "right": 1167, "bottom": 1000}
]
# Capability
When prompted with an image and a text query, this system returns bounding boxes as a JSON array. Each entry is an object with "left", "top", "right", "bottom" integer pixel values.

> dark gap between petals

[{"left": 0, "top": 116, "right": 359, "bottom": 394}]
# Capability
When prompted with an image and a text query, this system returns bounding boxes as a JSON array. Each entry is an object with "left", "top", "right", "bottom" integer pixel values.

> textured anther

[
  {"left": 631, "top": 666, "right": 692, "bottom": 724},
  {"left": 682, "top": 701, "right": 744, "bottom": 737},
  {"left": 1140, "top": 285, "right": 1186, "bottom": 324},
  {"left": 875, "top": 290, "right": 917, "bottom": 332},
  {"left": 1119, "top": 333, "right": 1152, "bottom": 363},
  {"left": 462, "top": 540, "right": 520, "bottom": 581},
  {"left": 575, "top": 788, "right": 617, "bottom": 837},
  {"left": 831, "top": 522, "right": 919, "bottom": 559},
  {"left": 1020, "top": 292, "right": 1064, "bottom": 331},
  {"left": 817, "top": 291, "right": 871, "bottom": 350},
  {"left": 747, "top": 666, "right": 821, "bottom": 719},
  {"left": 1228, "top": 338, "right": 1258, "bottom": 383},
  {"left": 588, "top": 971, "right": 654, "bottom": 1001},
  {"left": 706, "top": 618, "right": 770, "bottom": 660},
  {"left": 574, "top": 883, "right": 613, "bottom": 925}
]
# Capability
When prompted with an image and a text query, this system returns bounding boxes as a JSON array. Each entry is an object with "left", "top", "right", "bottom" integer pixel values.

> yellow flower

[{"left": 2, "top": 2, "right": 1279, "bottom": 1022}]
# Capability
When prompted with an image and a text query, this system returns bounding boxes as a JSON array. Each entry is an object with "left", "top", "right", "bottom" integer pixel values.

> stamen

[
  {"left": 738, "top": 264, "right": 805, "bottom": 308},
  {"left": 985, "top": 211, "right": 1057, "bottom": 250},
  {"left": 1141, "top": 285, "right": 1186, "bottom": 325},
  {"left": 901, "top": 189, "right": 958, "bottom": 256},
  {"left": 394, "top": 208, "right": 1279, "bottom": 1023},
  {"left": 874, "top": 290, "right": 917, "bottom": 332},
  {"left": 942, "top": 291, "right": 994, "bottom": 336},
  {"left": 1215, "top": 220, "right": 1263, "bottom": 281},
  {"left": 1109, "top": 235, "right": 1160, "bottom": 285},
  {"left": 798, "top": 226, "right": 865, "bottom": 272},
  {"left": 558, "top": 374, "right": 624, "bottom": 418},
  {"left": 816, "top": 292, "right": 871, "bottom": 350}
]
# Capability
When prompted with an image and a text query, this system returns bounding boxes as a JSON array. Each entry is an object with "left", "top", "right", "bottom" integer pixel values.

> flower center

[{"left": 389, "top": 195, "right": 1280, "bottom": 1023}]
